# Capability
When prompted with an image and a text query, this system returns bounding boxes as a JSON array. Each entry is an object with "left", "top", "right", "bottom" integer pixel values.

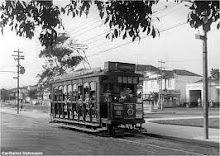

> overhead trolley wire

[
  {"left": 87, "top": 21, "right": 187, "bottom": 58},
  {"left": 67, "top": 16, "right": 100, "bottom": 34},
  {"left": 77, "top": 2, "right": 181, "bottom": 46}
]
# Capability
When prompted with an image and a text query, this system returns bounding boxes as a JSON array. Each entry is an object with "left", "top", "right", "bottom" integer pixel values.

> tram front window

[{"left": 103, "top": 83, "right": 135, "bottom": 103}]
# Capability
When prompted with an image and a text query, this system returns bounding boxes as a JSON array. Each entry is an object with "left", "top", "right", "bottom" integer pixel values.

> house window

[
  {"left": 150, "top": 81, "right": 153, "bottom": 89},
  {"left": 168, "top": 79, "right": 172, "bottom": 88},
  {"left": 151, "top": 80, "right": 157, "bottom": 89}
]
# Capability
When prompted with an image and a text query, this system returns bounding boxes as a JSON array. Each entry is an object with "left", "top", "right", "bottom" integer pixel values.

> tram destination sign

[{"left": 104, "top": 61, "right": 135, "bottom": 73}]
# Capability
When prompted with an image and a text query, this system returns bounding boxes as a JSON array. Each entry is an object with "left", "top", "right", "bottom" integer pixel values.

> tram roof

[{"left": 50, "top": 68, "right": 141, "bottom": 84}]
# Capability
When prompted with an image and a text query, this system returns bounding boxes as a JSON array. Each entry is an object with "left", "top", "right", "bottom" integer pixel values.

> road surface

[{"left": 1, "top": 111, "right": 219, "bottom": 155}]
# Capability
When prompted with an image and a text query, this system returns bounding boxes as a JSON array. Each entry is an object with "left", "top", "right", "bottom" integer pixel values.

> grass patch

[{"left": 151, "top": 118, "right": 220, "bottom": 129}]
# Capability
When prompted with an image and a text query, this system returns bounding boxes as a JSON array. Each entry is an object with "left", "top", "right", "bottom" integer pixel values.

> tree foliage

[
  {"left": 63, "top": 0, "right": 159, "bottom": 41},
  {"left": 1, "top": 0, "right": 219, "bottom": 47},
  {"left": 27, "top": 89, "right": 38, "bottom": 99},
  {"left": 210, "top": 68, "right": 219, "bottom": 80},
  {"left": 187, "top": 1, "right": 220, "bottom": 31},
  {"left": 0, "top": 88, "right": 10, "bottom": 101},
  {"left": 0, "top": 0, "right": 62, "bottom": 48},
  {"left": 1, "top": 0, "right": 159, "bottom": 47},
  {"left": 37, "top": 33, "right": 84, "bottom": 89}
]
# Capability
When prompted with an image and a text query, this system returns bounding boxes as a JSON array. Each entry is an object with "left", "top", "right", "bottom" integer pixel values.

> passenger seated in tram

[
  {"left": 85, "top": 92, "right": 91, "bottom": 115},
  {"left": 77, "top": 95, "right": 83, "bottom": 116},
  {"left": 119, "top": 88, "right": 134, "bottom": 103}
]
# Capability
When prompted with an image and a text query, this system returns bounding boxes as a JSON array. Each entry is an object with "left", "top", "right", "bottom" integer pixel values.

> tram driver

[{"left": 119, "top": 88, "right": 133, "bottom": 103}]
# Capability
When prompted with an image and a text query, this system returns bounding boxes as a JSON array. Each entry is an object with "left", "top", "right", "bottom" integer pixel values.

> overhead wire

[
  {"left": 4, "top": 2, "right": 184, "bottom": 68},
  {"left": 86, "top": 6, "right": 185, "bottom": 52},
  {"left": 78, "top": 2, "right": 181, "bottom": 47},
  {"left": 66, "top": 2, "right": 178, "bottom": 46},
  {"left": 87, "top": 21, "right": 187, "bottom": 58},
  {"left": 67, "top": 16, "right": 100, "bottom": 34}
]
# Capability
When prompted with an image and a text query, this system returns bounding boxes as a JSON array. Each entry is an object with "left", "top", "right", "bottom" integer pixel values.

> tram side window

[
  {"left": 72, "top": 84, "right": 77, "bottom": 101},
  {"left": 68, "top": 85, "right": 72, "bottom": 101},
  {"left": 54, "top": 87, "right": 58, "bottom": 101},
  {"left": 58, "top": 86, "right": 63, "bottom": 101},
  {"left": 63, "top": 85, "right": 68, "bottom": 101},
  {"left": 78, "top": 84, "right": 83, "bottom": 101},
  {"left": 90, "top": 82, "right": 96, "bottom": 101},
  {"left": 84, "top": 83, "right": 90, "bottom": 101}
]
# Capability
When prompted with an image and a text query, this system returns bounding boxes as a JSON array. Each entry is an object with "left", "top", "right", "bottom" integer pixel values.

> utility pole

[
  {"left": 158, "top": 60, "right": 165, "bottom": 110},
  {"left": 195, "top": 20, "right": 208, "bottom": 139},
  {"left": 12, "top": 49, "right": 24, "bottom": 114}
]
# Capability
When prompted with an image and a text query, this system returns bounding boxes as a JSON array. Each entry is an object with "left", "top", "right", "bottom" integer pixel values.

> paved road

[{"left": 1, "top": 111, "right": 219, "bottom": 155}]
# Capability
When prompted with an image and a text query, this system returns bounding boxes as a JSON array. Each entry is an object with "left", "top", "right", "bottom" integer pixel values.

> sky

[{"left": 0, "top": 1, "right": 219, "bottom": 89}]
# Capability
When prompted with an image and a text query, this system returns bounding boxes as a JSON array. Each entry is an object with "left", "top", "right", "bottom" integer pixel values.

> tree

[
  {"left": 1, "top": 0, "right": 158, "bottom": 48},
  {"left": 27, "top": 89, "right": 38, "bottom": 99},
  {"left": 187, "top": 1, "right": 219, "bottom": 32},
  {"left": 210, "top": 68, "right": 219, "bottom": 80},
  {"left": 37, "top": 33, "right": 84, "bottom": 89},
  {"left": 1, "top": 1, "right": 219, "bottom": 47},
  {"left": 0, "top": 88, "right": 10, "bottom": 101}
]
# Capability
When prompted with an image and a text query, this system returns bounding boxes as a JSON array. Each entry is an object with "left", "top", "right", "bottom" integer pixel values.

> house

[
  {"left": 186, "top": 79, "right": 220, "bottom": 107},
  {"left": 135, "top": 64, "right": 160, "bottom": 97},
  {"left": 142, "top": 68, "right": 202, "bottom": 107}
]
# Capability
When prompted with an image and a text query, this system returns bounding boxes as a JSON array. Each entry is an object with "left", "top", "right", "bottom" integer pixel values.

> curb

[
  {"left": 144, "top": 111, "right": 176, "bottom": 115},
  {"left": 143, "top": 132, "right": 219, "bottom": 148}
]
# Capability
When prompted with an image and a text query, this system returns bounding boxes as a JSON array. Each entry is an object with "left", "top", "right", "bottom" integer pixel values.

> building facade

[
  {"left": 142, "top": 69, "right": 202, "bottom": 107},
  {"left": 186, "top": 79, "right": 220, "bottom": 107}
]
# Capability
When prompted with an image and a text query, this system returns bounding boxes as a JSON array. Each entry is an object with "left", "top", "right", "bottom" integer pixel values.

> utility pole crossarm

[{"left": 12, "top": 49, "right": 25, "bottom": 114}]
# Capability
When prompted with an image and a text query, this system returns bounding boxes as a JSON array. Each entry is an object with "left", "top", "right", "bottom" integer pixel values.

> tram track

[
  {"left": 1, "top": 111, "right": 217, "bottom": 155},
  {"left": 117, "top": 138, "right": 205, "bottom": 155},
  {"left": 43, "top": 122, "right": 216, "bottom": 155},
  {"left": 93, "top": 129, "right": 211, "bottom": 155}
]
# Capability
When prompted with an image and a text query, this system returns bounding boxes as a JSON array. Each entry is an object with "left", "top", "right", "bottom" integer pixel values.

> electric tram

[{"left": 50, "top": 61, "right": 144, "bottom": 133}]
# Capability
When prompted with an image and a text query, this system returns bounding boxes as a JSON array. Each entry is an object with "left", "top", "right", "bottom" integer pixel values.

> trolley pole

[
  {"left": 12, "top": 49, "right": 24, "bottom": 114},
  {"left": 195, "top": 24, "right": 208, "bottom": 139}
]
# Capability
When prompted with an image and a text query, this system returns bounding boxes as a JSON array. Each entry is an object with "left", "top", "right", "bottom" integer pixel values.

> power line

[
  {"left": 67, "top": 16, "right": 100, "bottom": 34},
  {"left": 68, "top": 17, "right": 101, "bottom": 36},
  {"left": 72, "top": 23, "right": 103, "bottom": 38},
  {"left": 87, "top": 21, "right": 187, "bottom": 58},
  {"left": 88, "top": 21, "right": 187, "bottom": 55},
  {"left": 69, "top": 2, "right": 178, "bottom": 45},
  {"left": 0, "top": 71, "right": 16, "bottom": 73},
  {"left": 79, "top": 3, "right": 181, "bottom": 47}
]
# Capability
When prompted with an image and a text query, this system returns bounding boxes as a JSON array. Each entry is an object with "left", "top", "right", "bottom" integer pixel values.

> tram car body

[{"left": 50, "top": 61, "right": 145, "bottom": 132}]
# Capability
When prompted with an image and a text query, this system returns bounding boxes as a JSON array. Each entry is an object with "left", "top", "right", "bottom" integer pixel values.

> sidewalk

[
  {"left": 143, "top": 117, "right": 220, "bottom": 147},
  {"left": 0, "top": 107, "right": 50, "bottom": 119}
]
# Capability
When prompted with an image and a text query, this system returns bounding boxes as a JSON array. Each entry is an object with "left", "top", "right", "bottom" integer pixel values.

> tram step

[
  {"left": 51, "top": 123, "right": 107, "bottom": 133},
  {"left": 52, "top": 118, "right": 101, "bottom": 128}
]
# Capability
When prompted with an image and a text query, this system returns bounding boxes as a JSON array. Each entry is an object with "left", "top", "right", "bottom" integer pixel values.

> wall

[
  {"left": 143, "top": 73, "right": 202, "bottom": 105},
  {"left": 186, "top": 82, "right": 220, "bottom": 104},
  {"left": 174, "top": 75, "right": 202, "bottom": 104}
]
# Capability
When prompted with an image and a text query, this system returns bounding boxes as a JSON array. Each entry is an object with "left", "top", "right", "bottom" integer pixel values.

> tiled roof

[
  {"left": 136, "top": 65, "right": 159, "bottom": 72},
  {"left": 162, "top": 69, "right": 201, "bottom": 77},
  {"left": 172, "top": 69, "right": 201, "bottom": 77},
  {"left": 195, "top": 78, "right": 220, "bottom": 83}
]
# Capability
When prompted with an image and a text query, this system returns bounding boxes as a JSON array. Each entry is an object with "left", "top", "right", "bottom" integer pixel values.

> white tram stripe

[{"left": 117, "top": 138, "right": 205, "bottom": 155}]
